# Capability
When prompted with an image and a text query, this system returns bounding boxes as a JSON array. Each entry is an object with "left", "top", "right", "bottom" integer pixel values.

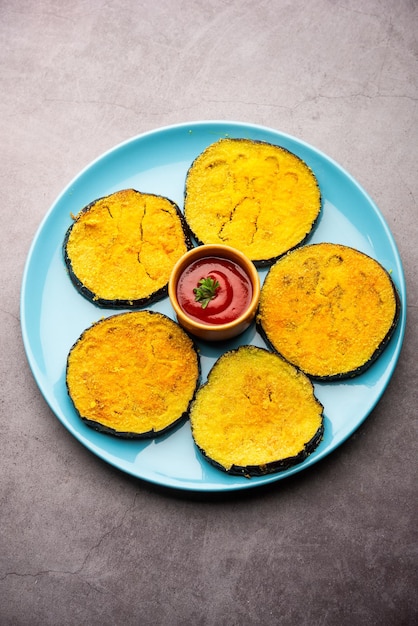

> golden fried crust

[
  {"left": 64, "top": 189, "right": 191, "bottom": 307},
  {"left": 190, "top": 345, "right": 323, "bottom": 475},
  {"left": 66, "top": 311, "right": 200, "bottom": 437},
  {"left": 258, "top": 243, "right": 400, "bottom": 379},
  {"left": 184, "top": 138, "right": 321, "bottom": 265}
]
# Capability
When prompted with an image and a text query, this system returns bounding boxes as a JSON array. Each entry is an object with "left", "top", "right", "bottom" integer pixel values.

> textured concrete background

[{"left": 1, "top": 1, "right": 417, "bottom": 624}]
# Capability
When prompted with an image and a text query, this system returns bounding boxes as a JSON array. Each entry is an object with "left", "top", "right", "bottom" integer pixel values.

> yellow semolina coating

[
  {"left": 66, "top": 311, "right": 200, "bottom": 437},
  {"left": 184, "top": 138, "right": 321, "bottom": 264},
  {"left": 258, "top": 243, "right": 400, "bottom": 379},
  {"left": 65, "top": 189, "right": 189, "bottom": 304},
  {"left": 190, "top": 346, "right": 323, "bottom": 474}
]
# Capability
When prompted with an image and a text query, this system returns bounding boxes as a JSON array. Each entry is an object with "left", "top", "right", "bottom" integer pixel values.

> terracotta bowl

[{"left": 168, "top": 244, "right": 260, "bottom": 342}]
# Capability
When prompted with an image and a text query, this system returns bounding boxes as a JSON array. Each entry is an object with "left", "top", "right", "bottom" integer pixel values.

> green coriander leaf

[{"left": 193, "top": 276, "right": 220, "bottom": 309}]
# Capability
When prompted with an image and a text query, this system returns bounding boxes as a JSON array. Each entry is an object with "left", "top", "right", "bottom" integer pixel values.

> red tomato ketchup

[{"left": 176, "top": 256, "right": 253, "bottom": 325}]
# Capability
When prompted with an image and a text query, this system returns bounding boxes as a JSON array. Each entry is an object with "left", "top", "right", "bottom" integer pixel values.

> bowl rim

[{"left": 168, "top": 243, "right": 260, "bottom": 331}]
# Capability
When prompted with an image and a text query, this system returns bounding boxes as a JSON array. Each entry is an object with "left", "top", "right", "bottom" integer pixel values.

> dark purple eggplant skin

[
  {"left": 79, "top": 413, "right": 186, "bottom": 440},
  {"left": 256, "top": 270, "right": 402, "bottom": 382},
  {"left": 183, "top": 138, "right": 322, "bottom": 268},
  {"left": 65, "top": 310, "right": 201, "bottom": 439},
  {"left": 63, "top": 189, "right": 193, "bottom": 309}
]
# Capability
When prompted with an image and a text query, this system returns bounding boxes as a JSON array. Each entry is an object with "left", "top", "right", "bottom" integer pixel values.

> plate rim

[{"left": 20, "top": 119, "right": 407, "bottom": 492}]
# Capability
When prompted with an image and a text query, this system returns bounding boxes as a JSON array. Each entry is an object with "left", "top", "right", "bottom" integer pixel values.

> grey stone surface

[{"left": 1, "top": 1, "right": 417, "bottom": 624}]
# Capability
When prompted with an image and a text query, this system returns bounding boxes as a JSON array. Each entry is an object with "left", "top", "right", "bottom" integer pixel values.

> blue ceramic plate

[{"left": 20, "top": 121, "right": 406, "bottom": 492}]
